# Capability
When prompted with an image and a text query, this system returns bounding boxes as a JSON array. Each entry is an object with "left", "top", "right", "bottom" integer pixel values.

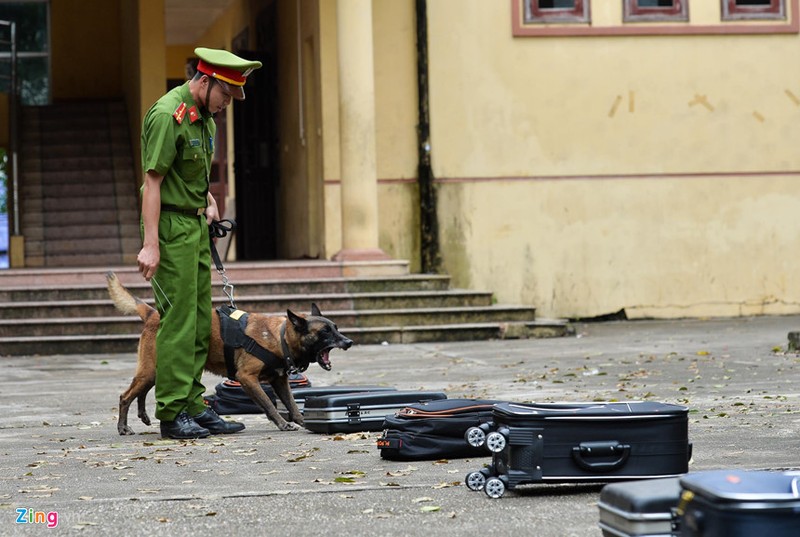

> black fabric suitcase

[
  {"left": 204, "top": 373, "right": 311, "bottom": 414},
  {"left": 303, "top": 391, "right": 448, "bottom": 433},
  {"left": 598, "top": 477, "right": 682, "bottom": 537},
  {"left": 677, "top": 470, "right": 800, "bottom": 537},
  {"left": 277, "top": 385, "right": 397, "bottom": 419},
  {"left": 465, "top": 401, "right": 690, "bottom": 498},
  {"left": 377, "top": 398, "right": 504, "bottom": 461}
]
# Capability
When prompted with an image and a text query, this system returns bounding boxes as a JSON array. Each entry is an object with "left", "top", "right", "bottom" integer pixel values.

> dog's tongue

[{"left": 318, "top": 349, "right": 332, "bottom": 371}]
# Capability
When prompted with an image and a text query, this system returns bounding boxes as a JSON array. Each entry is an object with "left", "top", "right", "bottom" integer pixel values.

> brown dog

[{"left": 106, "top": 272, "right": 353, "bottom": 435}]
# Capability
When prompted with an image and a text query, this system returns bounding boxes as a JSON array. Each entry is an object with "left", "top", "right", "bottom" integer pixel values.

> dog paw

[
  {"left": 139, "top": 414, "right": 151, "bottom": 426},
  {"left": 118, "top": 426, "right": 135, "bottom": 436},
  {"left": 278, "top": 421, "right": 300, "bottom": 431}
]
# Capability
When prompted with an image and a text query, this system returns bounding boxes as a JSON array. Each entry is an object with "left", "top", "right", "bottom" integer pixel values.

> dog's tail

[{"left": 106, "top": 271, "right": 156, "bottom": 322}]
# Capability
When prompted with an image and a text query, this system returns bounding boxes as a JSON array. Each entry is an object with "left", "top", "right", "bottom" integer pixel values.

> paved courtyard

[{"left": 2, "top": 315, "right": 799, "bottom": 535}]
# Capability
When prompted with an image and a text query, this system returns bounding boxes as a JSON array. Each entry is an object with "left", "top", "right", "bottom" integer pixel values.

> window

[
  {"left": 525, "top": 0, "right": 589, "bottom": 24},
  {"left": 624, "top": 0, "right": 688, "bottom": 22},
  {"left": 0, "top": 0, "right": 50, "bottom": 105},
  {"left": 722, "top": 0, "right": 786, "bottom": 20},
  {"left": 513, "top": 0, "right": 798, "bottom": 35}
]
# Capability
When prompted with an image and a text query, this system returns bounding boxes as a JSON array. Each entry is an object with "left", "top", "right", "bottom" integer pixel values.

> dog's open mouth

[{"left": 317, "top": 348, "right": 333, "bottom": 371}]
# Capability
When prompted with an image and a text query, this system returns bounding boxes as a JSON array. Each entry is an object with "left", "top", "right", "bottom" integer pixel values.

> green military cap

[{"left": 195, "top": 47, "right": 262, "bottom": 101}]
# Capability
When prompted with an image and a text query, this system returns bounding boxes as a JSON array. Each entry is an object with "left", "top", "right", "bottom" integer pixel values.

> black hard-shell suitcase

[
  {"left": 377, "top": 399, "right": 504, "bottom": 461},
  {"left": 598, "top": 477, "right": 682, "bottom": 537},
  {"left": 303, "top": 391, "right": 448, "bottom": 433},
  {"left": 277, "top": 385, "right": 398, "bottom": 419},
  {"left": 465, "top": 401, "right": 690, "bottom": 498},
  {"left": 677, "top": 470, "right": 800, "bottom": 537},
  {"left": 203, "top": 373, "right": 311, "bottom": 414}
]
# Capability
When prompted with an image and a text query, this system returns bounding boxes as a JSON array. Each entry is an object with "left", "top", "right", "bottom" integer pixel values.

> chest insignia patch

[
  {"left": 173, "top": 102, "right": 187, "bottom": 125},
  {"left": 189, "top": 138, "right": 201, "bottom": 147}
]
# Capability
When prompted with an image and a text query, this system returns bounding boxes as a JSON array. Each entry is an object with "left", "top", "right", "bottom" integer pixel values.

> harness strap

[
  {"left": 223, "top": 344, "right": 238, "bottom": 380},
  {"left": 217, "top": 306, "right": 299, "bottom": 378}
]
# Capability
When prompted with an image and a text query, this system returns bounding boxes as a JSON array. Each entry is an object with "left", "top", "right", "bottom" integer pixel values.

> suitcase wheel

[
  {"left": 465, "top": 471, "right": 487, "bottom": 491},
  {"left": 484, "top": 476, "right": 506, "bottom": 499},
  {"left": 465, "top": 426, "right": 486, "bottom": 448},
  {"left": 485, "top": 431, "right": 507, "bottom": 453}
]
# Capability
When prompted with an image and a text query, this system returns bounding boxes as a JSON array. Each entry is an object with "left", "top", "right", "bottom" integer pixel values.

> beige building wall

[
  {"left": 425, "top": 0, "right": 800, "bottom": 318},
  {"left": 50, "top": 0, "right": 122, "bottom": 100},
  {"left": 166, "top": 45, "right": 196, "bottom": 80}
]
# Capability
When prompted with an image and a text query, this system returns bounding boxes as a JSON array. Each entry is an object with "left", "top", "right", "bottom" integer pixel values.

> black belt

[{"left": 161, "top": 204, "right": 205, "bottom": 216}]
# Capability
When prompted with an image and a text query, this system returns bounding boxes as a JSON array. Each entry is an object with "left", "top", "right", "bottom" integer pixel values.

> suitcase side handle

[{"left": 571, "top": 441, "right": 630, "bottom": 472}]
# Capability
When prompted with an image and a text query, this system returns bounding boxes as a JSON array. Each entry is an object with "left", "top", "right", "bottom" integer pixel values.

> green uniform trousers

[{"left": 151, "top": 212, "right": 211, "bottom": 421}]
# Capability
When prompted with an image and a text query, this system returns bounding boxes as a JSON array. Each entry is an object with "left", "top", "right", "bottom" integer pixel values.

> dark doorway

[{"left": 233, "top": 2, "right": 279, "bottom": 260}]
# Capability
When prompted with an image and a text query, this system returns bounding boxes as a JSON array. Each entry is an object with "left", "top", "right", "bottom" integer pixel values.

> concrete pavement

[{"left": 2, "top": 315, "right": 799, "bottom": 536}]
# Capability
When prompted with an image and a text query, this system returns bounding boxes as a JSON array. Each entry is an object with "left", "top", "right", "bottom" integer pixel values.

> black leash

[
  {"left": 210, "top": 220, "right": 300, "bottom": 375},
  {"left": 209, "top": 219, "right": 237, "bottom": 308}
]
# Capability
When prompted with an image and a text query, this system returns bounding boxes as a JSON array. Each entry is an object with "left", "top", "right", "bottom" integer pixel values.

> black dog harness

[{"left": 216, "top": 305, "right": 302, "bottom": 379}]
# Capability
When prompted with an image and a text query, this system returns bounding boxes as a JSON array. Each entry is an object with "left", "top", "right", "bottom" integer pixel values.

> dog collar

[{"left": 280, "top": 322, "right": 302, "bottom": 373}]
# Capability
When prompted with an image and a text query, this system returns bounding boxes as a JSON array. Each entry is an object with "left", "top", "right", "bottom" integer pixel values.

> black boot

[
  {"left": 194, "top": 407, "right": 246, "bottom": 435},
  {"left": 160, "top": 411, "right": 210, "bottom": 439}
]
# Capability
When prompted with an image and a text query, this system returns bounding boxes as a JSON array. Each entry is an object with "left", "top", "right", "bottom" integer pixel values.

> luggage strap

[
  {"left": 397, "top": 404, "right": 495, "bottom": 418},
  {"left": 216, "top": 305, "right": 299, "bottom": 378}
]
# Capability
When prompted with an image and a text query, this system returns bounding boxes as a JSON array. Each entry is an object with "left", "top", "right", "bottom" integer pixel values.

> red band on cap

[{"left": 196, "top": 59, "right": 246, "bottom": 86}]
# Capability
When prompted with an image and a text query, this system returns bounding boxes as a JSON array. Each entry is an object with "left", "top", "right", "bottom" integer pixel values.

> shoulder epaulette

[{"left": 173, "top": 102, "right": 187, "bottom": 124}]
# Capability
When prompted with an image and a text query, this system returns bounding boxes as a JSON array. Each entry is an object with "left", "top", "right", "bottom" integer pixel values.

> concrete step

[
  {"left": 346, "top": 319, "right": 573, "bottom": 344},
  {"left": 0, "top": 261, "right": 411, "bottom": 287},
  {"left": 20, "top": 169, "right": 131, "bottom": 186},
  {"left": 0, "top": 292, "right": 498, "bottom": 321},
  {"left": 23, "top": 182, "right": 116, "bottom": 199},
  {"left": 25, "top": 236, "right": 124, "bottom": 255},
  {"left": 24, "top": 223, "right": 139, "bottom": 242},
  {"left": 34, "top": 156, "right": 122, "bottom": 171},
  {"left": 22, "top": 252, "right": 131, "bottom": 269},
  {"left": 0, "top": 259, "right": 571, "bottom": 355},
  {"left": 0, "top": 274, "right": 452, "bottom": 302},
  {"left": 30, "top": 142, "right": 119, "bottom": 158},
  {"left": 0, "top": 319, "right": 571, "bottom": 355},
  {"left": 0, "top": 304, "right": 536, "bottom": 338},
  {"left": 22, "top": 208, "right": 139, "bottom": 227}
]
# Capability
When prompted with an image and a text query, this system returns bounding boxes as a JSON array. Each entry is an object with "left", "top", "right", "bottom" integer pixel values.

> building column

[{"left": 332, "top": 0, "right": 389, "bottom": 261}]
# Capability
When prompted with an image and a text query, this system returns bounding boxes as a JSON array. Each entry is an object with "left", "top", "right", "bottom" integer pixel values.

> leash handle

[
  {"left": 210, "top": 218, "right": 236, "bottom": 240},
  {"left": 209, "top": 219, "right": 238, "bottom": 308}
]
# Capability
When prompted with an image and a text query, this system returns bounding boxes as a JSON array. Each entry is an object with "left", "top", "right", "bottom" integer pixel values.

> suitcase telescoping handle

[{"left": 571, "top": 441, "right": 631, "bottom": 472}]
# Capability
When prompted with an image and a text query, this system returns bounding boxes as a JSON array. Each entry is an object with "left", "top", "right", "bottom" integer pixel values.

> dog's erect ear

[
  {"left": 287, "top": 309, "right": 308, "bottom": 333},
  {"left": 311, "top": 303, "right": 322, "bottom": 317}
]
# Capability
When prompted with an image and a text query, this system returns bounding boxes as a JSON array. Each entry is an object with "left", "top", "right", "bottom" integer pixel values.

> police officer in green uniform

[{"left": 138, "top": 48, "right": 262, "bottom": 439}]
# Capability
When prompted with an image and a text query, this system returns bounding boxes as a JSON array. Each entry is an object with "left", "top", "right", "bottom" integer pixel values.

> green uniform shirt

[{"left": 141, "top": 82, "right": 216, "bottom": 209}]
